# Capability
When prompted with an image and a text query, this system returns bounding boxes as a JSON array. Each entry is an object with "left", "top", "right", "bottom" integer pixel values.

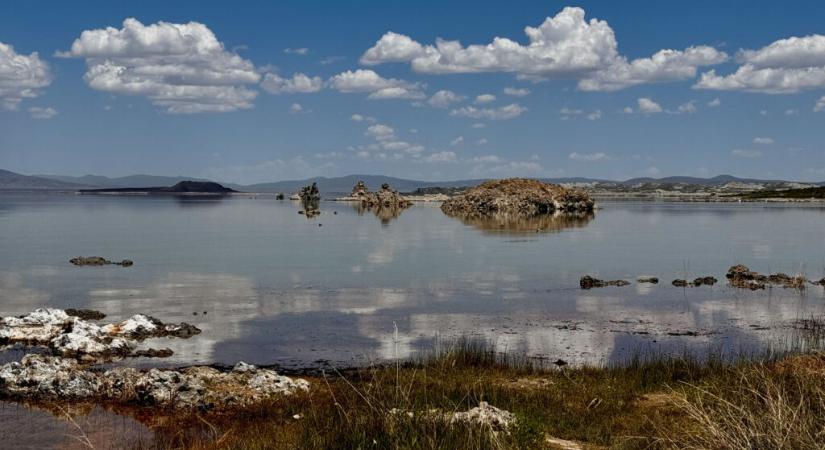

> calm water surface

[{"left": 2, "top": 193, "right": 825, "bottom": 368}]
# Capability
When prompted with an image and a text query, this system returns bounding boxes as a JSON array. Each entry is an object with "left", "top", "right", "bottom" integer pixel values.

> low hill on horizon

[
  {"left": 79, "top": 181, "right": 236, "bottom": 194},
  {"left": 4, "top": 168, "right": 824, "bottom": 193},
  {"left": 0, "top": 169, "right": 96, "bottom": 191}
]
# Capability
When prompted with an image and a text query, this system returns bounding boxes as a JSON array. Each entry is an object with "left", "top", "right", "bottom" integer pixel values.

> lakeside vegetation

[
  {"left": 120, "top": 328, "right": 825, "bottom": 450},
  {"left": 737, "top": 186, "right": 825, "bottom": 200}
]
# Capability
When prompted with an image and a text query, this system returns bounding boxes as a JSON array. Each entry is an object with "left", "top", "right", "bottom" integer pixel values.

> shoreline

[{"left": 4, "top": 336, "right": 825, "bottom": 449}]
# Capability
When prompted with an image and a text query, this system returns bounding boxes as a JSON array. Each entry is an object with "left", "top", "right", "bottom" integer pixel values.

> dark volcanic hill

[{"left": 80, "top": 181, "right": 237, "bottom": 194}]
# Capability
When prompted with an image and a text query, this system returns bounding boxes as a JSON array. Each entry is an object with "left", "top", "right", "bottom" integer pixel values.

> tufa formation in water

[{"left": 441, "top": 178, "right": 594, "bottom": 217}]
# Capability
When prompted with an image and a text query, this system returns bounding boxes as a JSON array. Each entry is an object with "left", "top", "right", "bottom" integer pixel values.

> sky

[{"left": 1, "top": 0, "right": 825, "bottom": 184}]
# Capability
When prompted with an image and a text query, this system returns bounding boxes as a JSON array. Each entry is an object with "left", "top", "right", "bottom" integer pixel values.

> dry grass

[
  {"left": 665, "top": 356, "right": 825, "bottom": 449},
  {"left": 118, "top": 336, "right": 825, "bottom": 450}
]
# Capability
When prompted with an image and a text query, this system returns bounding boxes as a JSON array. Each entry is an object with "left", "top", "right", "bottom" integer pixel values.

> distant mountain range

[
  {"left": 1, "top": 168, "right": 823, "bottom": 193},
  {"left": 35, "top": 173, "right": 215, "bottom": 189},
  {"left": 0, "top": 169, "right": 94, "bottom": 190}
]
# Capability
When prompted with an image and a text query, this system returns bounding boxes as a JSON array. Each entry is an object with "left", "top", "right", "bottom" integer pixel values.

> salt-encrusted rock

[
  {"left": 450, "top": 402, "right": 515, "bottom": 431},
  {"left": 51, "top": 319, "right": 134, "bottom": 357},
  {"left": 0, "top": 355, "right": 101, "bottom": 399},
  {"left": 0, "top": 309, "right": 199, "bottom": 359},
  {"left": 0, "top": 354, "right": 309, "bottom": 409},
  {"left": 0, "top": 308, "right": 73, "bottom": 343},
  {"left": 233, "top": 361, "right": 257, "bottom": 373},
  {"left": 102, "top": 314, "right": 200, "bottom": 339},
  {"left": 441, "top": 178, "right": 593, "bottom": 217},
  {"left": 0, "top": 356, "right": 301, "bottom": 408}
]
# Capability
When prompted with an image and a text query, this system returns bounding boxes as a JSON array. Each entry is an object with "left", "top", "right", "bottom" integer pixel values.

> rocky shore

[
  {"left": 0, "top": 308, "right": 309, "bottom": 410},
  {"left": 0, "top": 308, "right": 199, "bottom": 360}
]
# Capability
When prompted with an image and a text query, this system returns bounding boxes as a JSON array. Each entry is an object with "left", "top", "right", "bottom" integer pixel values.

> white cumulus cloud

[
  {"left": 427, "top": 89, "right": 464, "bottom": 108},
  {"left": 28, "top": 106, "right": 57, "bottom": 119},
  {"left": 474, "top": 94, "right": 496, "bottom": 104},
  {"left": 753, "top": 137, "right": 774, "bottom": 145},
  {"left": 503, "top": 86, "right": 530, "bottom": 97},
  {"left": 569, "top": 152, "right": 607, "bottom": 162},
  {"left": 364, "top": 123, "right": 396, "bottom": 140},
  {"left": 423, "top": 151, "right": 457, "bottom": 163},
  {"left": 450, "top": 103, "right": 526, "bottom": 120},
  {"left": 695, "top": 34, "right": 825, "bottom": 94},
  {"left": 815, "top": 96, "right": 825, "bottom": 112},
  {"left": 328, "top": 69, "right": 424, "bottom": 100},
  {"left": 636, "top": 97, "right": 663, "bottom": 114},
  {"left": 579, "top": 46, "right": 727, "bottom": 91},
  {"left": 0, "top": 41, "right": 52, "bottom": 110},
  {"left": 60, "top": 18, "right": 260, "bottom": 113},
  {"left": 361, "top": 7, "right": 725, "bottom": 90},
  {"left": 261, "top": 72, "right": 323, "bottom": 94}
]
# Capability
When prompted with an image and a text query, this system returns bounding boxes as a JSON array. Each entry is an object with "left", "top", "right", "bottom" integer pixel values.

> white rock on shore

[
  {"left": 0, "top": 308, "right": 200, "bottom": 359},
  {"left": 0, "top": 354, "right": 309, "bottom": 409}
]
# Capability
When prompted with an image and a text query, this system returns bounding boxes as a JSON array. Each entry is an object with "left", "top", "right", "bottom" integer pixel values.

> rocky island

[
  {"left": 441, "top": 178, "right": 594, "bottom": 216},
  {"left": 350, "top": 181, "right": 412, "bottom": 209}
]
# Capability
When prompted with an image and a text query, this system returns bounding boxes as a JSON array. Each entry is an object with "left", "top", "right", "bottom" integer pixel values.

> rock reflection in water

[
  {"left": 351, "top": 203, "right": 406, "bottom": 225},
  {"left": 444, "top": 210, "right": 594, "bottom": 234}
]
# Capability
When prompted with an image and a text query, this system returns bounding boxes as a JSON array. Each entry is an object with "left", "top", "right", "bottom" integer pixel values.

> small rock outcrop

[
  {"left": 70, "top": 256, "right": 133, "bottom": 267},
  {"left": 580, "top": 276, "right": 630, "bottom": 289},
  {"left": 637, "top": 276, "right": 659, "bottom": 284},
  {"left": 299, "top": 182, "right": 321, "bottom": 217},
  {"left": 692, "top": 276, "right": 718, "bottom": 287},
  {"left": 349, "top": 181, "right": 412, "bottom": 223},
  {"left": 450, "top": 402, "right": 515, "bottom": 432},
  {"left": 441, "top": 178, "right": 594, "bottom": 217},
  {"left": 351, "top": 181, "right": 411, "bottom": 209},
  {"left": 0, "top": 355, "right": 309, "bottom": 409},
  {"left": 0, "top": 308, "right": 199, "bottom": 360},
  {"left": 726, "top": 265, "right": 808, "bottom": 290},
  {"left": 672, "top": 279, "right": 689, "bottom": 287}
]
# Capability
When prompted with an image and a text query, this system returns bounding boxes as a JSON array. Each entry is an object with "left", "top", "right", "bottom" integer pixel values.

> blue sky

[{"left": 1, "top": 0, "right": 825, "bottom": 183}]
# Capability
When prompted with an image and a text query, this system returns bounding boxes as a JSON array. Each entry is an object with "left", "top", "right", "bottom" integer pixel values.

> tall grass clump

[{"left": 666, "top": 355, "right": 825, "bottom": 449}]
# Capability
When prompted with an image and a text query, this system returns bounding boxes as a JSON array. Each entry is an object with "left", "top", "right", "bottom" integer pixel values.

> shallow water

[
  {"left": 0, "top": 401, "right": 151, "bottom": 449},
  {"left": 1, "top": 193, "right": 825, "bottom": 368}
]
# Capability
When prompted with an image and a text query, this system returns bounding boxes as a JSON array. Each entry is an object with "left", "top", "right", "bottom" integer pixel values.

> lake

[{"left": 2, "top": 193, "right": 825, "bottom": 369}]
